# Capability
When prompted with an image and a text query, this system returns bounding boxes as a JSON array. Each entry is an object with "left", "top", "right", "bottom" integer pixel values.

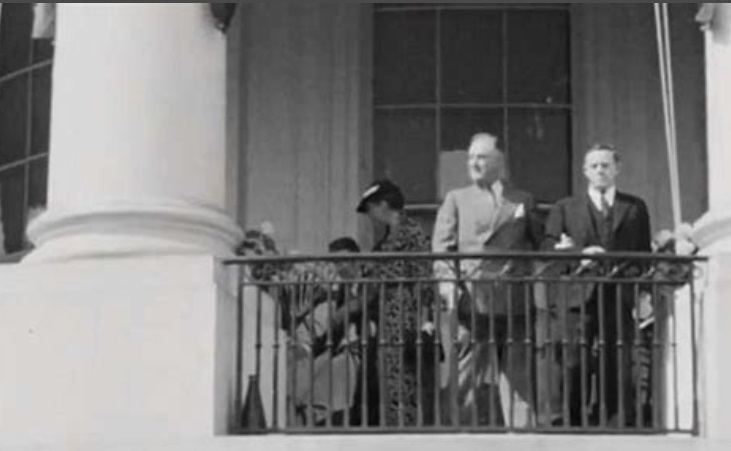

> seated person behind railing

[
  {"left": 289, "top": 237, "right": 373, "bottom": 426},
  {"left": 236, "top": 227, "right": 362, "bottom": 426},
  {"left": 237, "top": 225, "right": 346, "bottom": 335}
]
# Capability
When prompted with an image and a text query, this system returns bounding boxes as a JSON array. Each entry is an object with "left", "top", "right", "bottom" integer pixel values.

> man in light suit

[
  {"left": 544, "top": 144, "right": 651, "bottom": 427},
  {"left": 432, "top": 133, "right": 543, "bottom": 427}
]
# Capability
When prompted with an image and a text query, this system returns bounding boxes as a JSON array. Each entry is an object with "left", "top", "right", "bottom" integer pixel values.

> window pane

[
  {"left": 0, "top": 74, "right": 30, "bottom": 166},
  {"left": 32, "top": 38, "right": 54, "bottom": 64},
  {"left": 374, "top": 109, "right": 436, "bottom": 203},
  {"left": 29, "top": 157, "right": 47, "bottom": 209},
  {"left": 31, "top": 66, "right": 52, "bottom": 156},
  {"left": 0, "top": 165, "right": 26, "bottom": 254},
  {"left": 507, "top": 108, "right": 571, "bottom": 202},
  {"left": 441, "top": 108, "right": 504, "bottom": 151},
  {"left": 0, "top": 4, "right": 33, "bottom": 76},
  {"left": 507, "top": 10, "right": 570, "bottom": 104},
  {"left": 441, "top": 10, "right": 503, "bottom": 104},
  {"left": 374, "top": 10, "right": 436, "bottom": 105}
]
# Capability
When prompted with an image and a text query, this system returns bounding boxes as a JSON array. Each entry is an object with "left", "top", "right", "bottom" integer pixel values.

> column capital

[
  {"left": 24, "top": 4, "right": 240, "bottom": 262},
  {"left": 25, "top": 198, "right": 243, "bottom": 263}
]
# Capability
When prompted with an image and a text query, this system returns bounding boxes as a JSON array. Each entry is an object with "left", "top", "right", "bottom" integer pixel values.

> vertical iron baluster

[
  {"left": 272, "top": 285, "right": 281, "bottom": 431},
  {"left": 343, "top": 279, "right": 352, "bottom": 429},
  {"left": 560, "top": 281, "right": 570, "bottom": 428},
  {"left": 634, "top": 282, "right": 643, "bottom": 429},
  {"left": 651, "top": 280, "right": 661, "bottom": 431},
  {"left": 398, "top": 282, "right": 405, "bottom": 429},
  {"left": 488, "top": 279, "right": 497, "bottom": 427},
  {"left": 433, "top": 279, "right": 443, "bottom": 428},
  {"left": 598, "top": 278, "right": 607, "bottom": 427},
  {"left": 360, "top": 283, "right": 370, "bottom": 429},
  {"left": 616, "top": 281, "right": 625, "bottom": 428},
  {"left": 289, "top": 280, "right": 298, "bottom": 429},
  {"left": 469, "top": 267, "right": 478, "bottom": 428},
  {"left": 255, "top": 287, "right": 264, "bottom": 384},
  {"left": 235, "top": 273, "right": 244, "bottom": 431},
  {"left": 524, "top": 280, "right": 534, "bottom": 430},
  {"left": 579, "top": 276, "right": 589, "bottom": 428},
  {"left": 671, "top": 278, "right": 680, "bottom": 433},
  {"left": 379, "top": 282, "right": 387, "bottom": 427},
  {"left": 326, "top": 282, "right": 334, "bottom": 428},
  {"left": 690, "top": 265, "right": 700, "bottom": 436},
  {"left": 450, "top": 258, "right": 460, "bottom": 427},
  {"left": 540, "top": 280, "right": 554, "bottom": 429},
  {"left": 507, "top": 282, "right": 515, "bottom": 430},
  {"left": 307, "top": 280, "right": 316, "bottom": 428},
  {"left": 240, "top": 284, "right": 267, "bottom": 432},
  {"left": 416, "top": 281, "right": 424, "bottom": 427}
]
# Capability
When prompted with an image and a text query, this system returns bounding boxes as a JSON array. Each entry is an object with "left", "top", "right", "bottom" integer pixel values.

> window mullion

[
  {"left": 502, "top": 9, "right": 510, "bottom": 161},
  {"left": 434, "top": 6, "right": 442, "bottom": 203},
  {"left": 22, "top": 40, "right": 35, "bottom": 244}
]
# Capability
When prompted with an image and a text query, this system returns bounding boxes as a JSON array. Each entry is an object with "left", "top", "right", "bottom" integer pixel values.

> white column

[
  {"left": 0, "top": 5, "right": 244, "bottom": 445},
  {"left": 26, "top": 4, "right": 242, "bottom": 261},
  {"left": 693, "top": 2, "right": 731, "bottom": 440}
]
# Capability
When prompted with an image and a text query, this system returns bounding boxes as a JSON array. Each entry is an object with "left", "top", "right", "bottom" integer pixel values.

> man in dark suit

[
  {"left": 432, "top": 133, "right": 544, "bottom": 427},
  {"left": 544, "top": 143, "right": 651, "bottom": 427}
]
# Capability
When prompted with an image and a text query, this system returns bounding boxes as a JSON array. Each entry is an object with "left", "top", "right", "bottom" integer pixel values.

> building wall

[
  {"left": 235, "top": 4, "right": 371, "bottom": 254},
  {"left": 235, "top": 4, "right": 707, "bottom": 252},
  {"left": 572, "top": 3, "right": 707, "bottom": 232}
]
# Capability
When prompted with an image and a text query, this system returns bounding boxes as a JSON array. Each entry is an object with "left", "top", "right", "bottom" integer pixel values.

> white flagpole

[{"left": 654, "top": 3, "right": 683, "bottom": 231}]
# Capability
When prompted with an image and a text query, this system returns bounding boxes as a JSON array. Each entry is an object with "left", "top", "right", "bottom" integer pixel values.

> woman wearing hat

[{"left": 356, "top": 180, "right": 436, "bottom": 427}]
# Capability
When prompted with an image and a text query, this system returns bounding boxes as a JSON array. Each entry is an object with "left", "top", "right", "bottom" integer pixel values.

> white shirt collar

[
  {"left": 491, "top": 179, "right": 504, "bottom": 199},
  {"left": 588, "top": 185, "right": 616, "bottom": 210},
  {"left": 475, "top": 179, "right": 504, "bottom": 202}
]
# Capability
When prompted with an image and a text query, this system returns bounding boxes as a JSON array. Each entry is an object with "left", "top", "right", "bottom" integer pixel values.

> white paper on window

[
  {"left": 438, "top": 149, "right": 471, "bottom": 201},
  {"left": 32, "top": 3, "right": 55, "bottom": 40}
]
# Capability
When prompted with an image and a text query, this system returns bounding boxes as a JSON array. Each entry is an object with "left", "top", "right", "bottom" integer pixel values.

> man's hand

[
  {"left": 554, "top": 233, "right": 575, "bottom": 250},
  {"left": 580, "top": 245, "right": 605, "bottom": 268},
  {"left": 582, "top": 245, "right": 605, "bottom": 255}
]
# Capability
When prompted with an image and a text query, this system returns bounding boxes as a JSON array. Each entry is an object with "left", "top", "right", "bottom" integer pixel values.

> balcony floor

[{"left": 11, "top": 435, "right": 728, "bottom": 451}]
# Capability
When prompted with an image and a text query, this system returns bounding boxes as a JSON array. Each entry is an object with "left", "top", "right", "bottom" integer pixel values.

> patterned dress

[{"left": 368, "top": 214, "right": 434, "bottom": 426}]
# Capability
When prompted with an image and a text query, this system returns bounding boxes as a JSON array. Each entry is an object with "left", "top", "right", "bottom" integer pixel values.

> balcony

[{"left": 224, "top": 251, "right": 705, "bottom": 436}]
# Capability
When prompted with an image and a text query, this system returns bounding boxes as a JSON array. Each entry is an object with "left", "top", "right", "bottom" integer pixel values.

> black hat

[
  {"left": 356, "top": 179, "right": 404, "bottom": 213},
  {"left": 328, "top": 237, "right": 361, "bottom": 253}
]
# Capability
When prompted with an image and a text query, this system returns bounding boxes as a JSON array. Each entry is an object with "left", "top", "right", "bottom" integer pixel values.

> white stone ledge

[{"left": 0, "top": 435, "right": 722, "bottom": 451}]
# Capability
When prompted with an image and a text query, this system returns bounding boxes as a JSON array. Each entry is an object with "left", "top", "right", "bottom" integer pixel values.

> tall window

[
  {"left": 0, "top": 4, "right": 53, "bottom": 257},
  {"left": 373, "top": 3, "right": 571, "bottom": 219}
]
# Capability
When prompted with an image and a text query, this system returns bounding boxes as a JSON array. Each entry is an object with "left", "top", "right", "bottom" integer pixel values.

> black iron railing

[{"left": 224, "top": 252, "right": 705, "bottom": 435}]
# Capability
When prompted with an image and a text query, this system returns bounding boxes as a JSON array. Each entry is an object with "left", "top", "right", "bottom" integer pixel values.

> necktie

[{"left": 599, "top": 192, "right": 611, "bottom": 217}]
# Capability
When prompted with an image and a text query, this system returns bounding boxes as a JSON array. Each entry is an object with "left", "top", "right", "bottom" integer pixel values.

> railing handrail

[{"left": 223, "top": 251, "right": 707, "bottom": 266}]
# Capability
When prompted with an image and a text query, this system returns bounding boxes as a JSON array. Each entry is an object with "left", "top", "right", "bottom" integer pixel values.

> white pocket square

[{"left": 514, "top": 204, "right": 525, "bottom": 219}]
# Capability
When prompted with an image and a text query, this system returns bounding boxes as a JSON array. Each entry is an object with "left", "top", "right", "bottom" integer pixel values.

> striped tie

[{"left": 599, "top": 191, "right": 611, "bottom": 217}]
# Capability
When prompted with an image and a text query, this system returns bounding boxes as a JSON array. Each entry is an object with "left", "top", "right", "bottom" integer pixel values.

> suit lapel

[
  {"left": 484, "top": 189, "right": 518, "bottom": 245},
  {"left": 612, "top": 193, "right": 630, "bottom": 232},
  {"left": 491, "top": 198, "right": 517, "bottom": 234}
]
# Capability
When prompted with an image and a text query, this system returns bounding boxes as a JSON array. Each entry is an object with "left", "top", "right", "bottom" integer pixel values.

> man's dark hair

[{"left": 586, "top": 143, "right": 621, "bottom": 164}]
